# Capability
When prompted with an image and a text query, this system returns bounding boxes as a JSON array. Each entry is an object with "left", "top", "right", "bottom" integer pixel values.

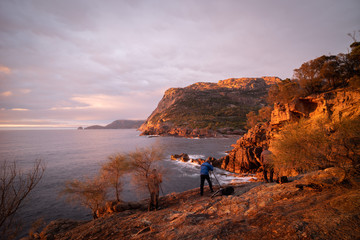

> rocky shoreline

[
  {"left": 28, "top": 167, "right": 360, "bottom": 240},
  {"left": 141, "top": 127, "right": 246, "bottom": 138}
]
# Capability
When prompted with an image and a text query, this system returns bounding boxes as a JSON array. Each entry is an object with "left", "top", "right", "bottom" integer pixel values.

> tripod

[{"left": 210, "top": 171, "right": 223, "bottom": 198}]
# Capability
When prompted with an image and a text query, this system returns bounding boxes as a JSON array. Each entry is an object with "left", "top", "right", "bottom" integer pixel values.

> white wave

[
  {"left": 188, "top": 154, "right": 206, "bottom": 159},
  {"left": 217, "top": 151, "right": 228, "bottom": 156},
  {"left": 168, "top": 158, "right": 254, "bottom": 183}
]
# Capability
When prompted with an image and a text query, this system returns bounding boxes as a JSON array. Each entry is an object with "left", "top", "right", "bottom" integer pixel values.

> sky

[{"left": 0, "top": 0, "right": 359, "bottom": 129}]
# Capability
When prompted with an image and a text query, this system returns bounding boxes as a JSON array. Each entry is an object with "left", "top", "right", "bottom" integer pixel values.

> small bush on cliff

[
  {"left": 60, "top": 176, "right": 107, "bottom": 219},
  {"left": 127, "top": 145, "right": 165, "bottom": 195},
  {"left": 61, "top": 145, "right": 165, "bottom": 218},
  {"left": 330, "top": 117, "right": 360, "bottom": 176},
  {"left": 267, "top": 78, "right": 301, "bottom": 105},
  {"left": 271, "top": 117, "right": 360, "bottom": 178},
  {"left": 246, "top": 106, "right": 273, "bottom": 129},
  {"left": 100, "top": 153, "right": 131, "bottom": 202}
]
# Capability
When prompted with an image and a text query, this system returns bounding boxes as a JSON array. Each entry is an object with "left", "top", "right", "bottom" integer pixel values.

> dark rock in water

[
  {"left": 171, "top": 154, "right": 221, "bottom": 167},
  {"left": 77, "top": 126, "right": 83, "bottom": 130},
  {"left": 171, "top": 153, "right": 190, "bottom": 162},
  {"left": 189, "top": 158, "right": 203, "bottom": 165}
]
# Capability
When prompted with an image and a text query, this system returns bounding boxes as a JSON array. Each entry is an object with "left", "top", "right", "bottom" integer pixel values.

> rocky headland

[
  {"left": 139, "top": 77, "right": 281, "bottom": 138},
  {"left": 218, "top": 88, "right": 360, "bottom": 174},
  {"left": 31, "top": 167, "right": 359, "bottom": 240},
  {"left": 168, "top": 88, "right": 360, "bottom": 176},
  {"left": 84, "top": 120, "right": 145, "bottom": 130}
]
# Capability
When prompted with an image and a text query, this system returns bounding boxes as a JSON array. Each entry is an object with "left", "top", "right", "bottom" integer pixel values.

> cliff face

[
  {"left": 139, "top": 77, "right": 280, "bottom": 137},
  {"left": 220, "top": 88, "right": 360, "bottom": 173}
]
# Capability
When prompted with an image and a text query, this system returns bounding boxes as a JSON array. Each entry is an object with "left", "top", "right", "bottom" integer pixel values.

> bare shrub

[
  {"left": 28, "top": 217, "right": 45, "bottom": 239},
  {"left": 100, "top": 153, "right": 131, "bottom": 202},
  {"left": 0, "top": 159, "right": 45, "bottom": 239},
  {"left": 127, "top": 145, "right": 165, "bottom": 195},
  {"left": 60, "top": 176, "right": 107, "bottom": 219}
]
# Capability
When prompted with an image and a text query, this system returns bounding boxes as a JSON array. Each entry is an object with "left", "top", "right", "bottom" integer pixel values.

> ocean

[{"left": 0, "top": 129, "right": 248, "bottom": 237}]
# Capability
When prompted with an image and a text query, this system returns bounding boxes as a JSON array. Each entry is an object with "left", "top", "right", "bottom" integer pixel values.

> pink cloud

[{"left": 0, "top": 65, "right": 11, "bottom": 74}]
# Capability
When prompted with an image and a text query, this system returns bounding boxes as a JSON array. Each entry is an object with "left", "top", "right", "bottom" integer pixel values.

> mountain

[
  {"left": 85, "top": 120, "right": 145, "bottom": 129},
  {"left": 139, "top": 77, "right": 281, "bottom": 137}
]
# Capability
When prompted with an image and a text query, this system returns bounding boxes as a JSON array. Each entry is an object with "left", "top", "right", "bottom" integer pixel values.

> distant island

[{"left": 82, "top": 120, "right": 145, "bottom": 130}]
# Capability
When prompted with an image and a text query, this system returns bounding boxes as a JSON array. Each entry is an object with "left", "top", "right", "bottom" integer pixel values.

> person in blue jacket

[{"left": 200, "top": 160, "right": 214, "bottom": 196}]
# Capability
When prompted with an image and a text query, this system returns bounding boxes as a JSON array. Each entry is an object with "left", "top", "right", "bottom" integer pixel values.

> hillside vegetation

[
  {"left": 85, "top": 120, "right": 144, "bottom": 129},
  {"left": 139, "top": 77, "right": 280, "bottom": 137},
  {"left": 221, "top": 41, "right": 360, "bottom": 180}
]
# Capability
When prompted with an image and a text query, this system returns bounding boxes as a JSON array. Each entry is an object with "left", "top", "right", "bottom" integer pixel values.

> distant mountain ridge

[
  {"left": 139, "top": 77, "right": 281, "bottom": 137},
  {"left": 85, "top": 120, "right": 144, "bottom": 129}
]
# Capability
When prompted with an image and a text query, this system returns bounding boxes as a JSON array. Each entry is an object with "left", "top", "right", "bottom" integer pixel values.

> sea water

[{"left": 0, "top": 129, "right": 247, "bottom": 237}]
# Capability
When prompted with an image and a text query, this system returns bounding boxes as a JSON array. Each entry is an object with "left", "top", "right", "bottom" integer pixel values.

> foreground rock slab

[{"left": 33, "top": 168, "right": 360, "bottom": 240}]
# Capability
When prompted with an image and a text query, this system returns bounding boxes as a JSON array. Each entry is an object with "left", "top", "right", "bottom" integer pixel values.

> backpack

[{"left": 221, "top": 186, "right": 234, "bottom": 196}]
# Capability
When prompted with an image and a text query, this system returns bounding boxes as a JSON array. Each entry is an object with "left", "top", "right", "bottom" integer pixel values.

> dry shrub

[
  {"left": 0, "top": 159, "right": 45, "bottom": 239},
  {"left": 271, "top": 117, "right": 360, "bottom": 178},
  {"left": 128, "top": 145, "right": 165, "bottom": 195},
  {"left": 245, "top": 111, "right": 258, "bottom": 129},
  {"left": 100, "top": 153, "right": 131, "bottom": 202},
  {"left": 60, "top": 176, "right": 107, "bottom": 219},
  {"left": 246, "top": 106, "right": 273, "bottom": 129}
]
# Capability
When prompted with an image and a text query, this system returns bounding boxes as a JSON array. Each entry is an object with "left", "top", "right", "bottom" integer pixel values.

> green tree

[
  {"left": 293, "top": 41, "right": 360, "bottom": 95},
  {"left": 268, "top": 78, "right": 301, "bottom": 104},
  {"left": 100, "top": 153, "right": 131, "bottom": 202},
  {"left": 348, "top": 42, "right": 360, "bottom": 77},
  {"left": 319, "top": 56, "right": 343, "bottom": 89},
  {"left": 294, "top": 56, "right": 328, "bottom": 95}
]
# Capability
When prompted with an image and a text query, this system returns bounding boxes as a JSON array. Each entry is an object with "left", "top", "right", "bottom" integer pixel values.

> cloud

[
  {"left": 11, "top": 108, "right": 29, "bottom": 111},
  {"left": 1, "top": 91, "right": 12, "bottom": 97},
  {"left": 50, "top": 91, "right": 162, "bottom": 119},
  {"left": 0, "top": 65, "right": 11, "bottom": 74},
  {"left": 0, "top": 0, "right": 359, "bottom": 127}
]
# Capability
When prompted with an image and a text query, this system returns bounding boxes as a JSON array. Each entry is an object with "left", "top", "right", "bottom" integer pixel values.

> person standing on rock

[
  {"left": 148, "top": 169, "right": 162, "bottom": 211},
  {"left": 200, "top": 160, "right": 214, "bottom": 196},
  {"left": 260, "top": 147, "right": 274, "bottom": 183}
]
